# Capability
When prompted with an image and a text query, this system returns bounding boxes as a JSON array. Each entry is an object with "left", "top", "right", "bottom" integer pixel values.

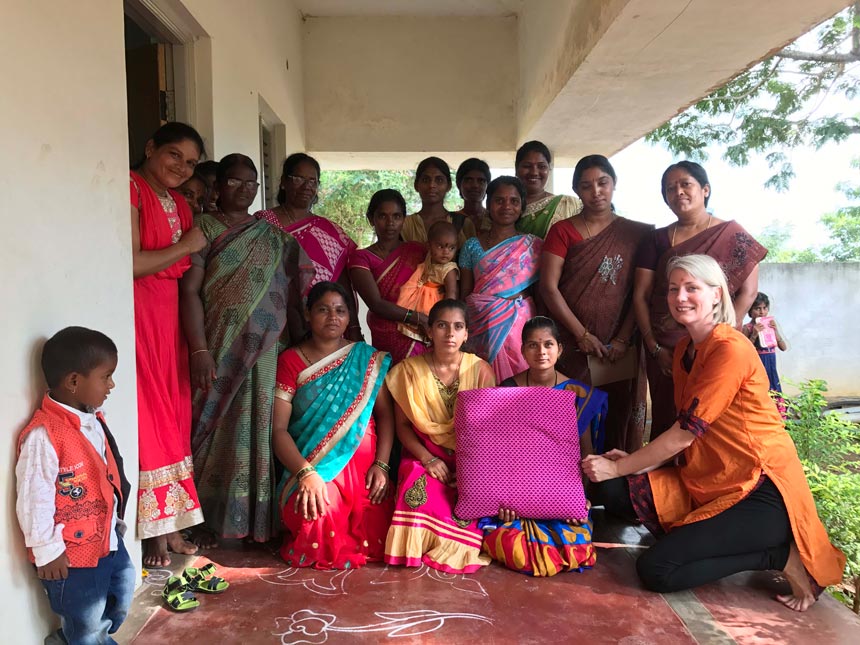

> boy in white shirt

[{"left": 16, "top": 327, "right": 134, "bottom": 645}]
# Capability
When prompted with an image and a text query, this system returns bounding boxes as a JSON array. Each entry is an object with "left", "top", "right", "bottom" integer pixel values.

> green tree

[
  {"left": 315, "top": 170, "right": 464, "bottom": 246},
  {"left": 646, "top": 3, "right": 860, "bottom": 190},
  {"left": 820, "top": 171, "right": 860, "bottom": 260},
  {"left": 757, "top": 221, "right": 822, "bottom": 262}
]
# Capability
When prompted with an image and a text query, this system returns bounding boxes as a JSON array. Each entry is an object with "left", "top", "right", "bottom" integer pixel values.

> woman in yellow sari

[{"left": 384, "top": 300, "right": 496, "bottom": 573}]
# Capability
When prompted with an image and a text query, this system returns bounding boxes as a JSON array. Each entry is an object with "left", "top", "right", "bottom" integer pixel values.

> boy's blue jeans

[{"left": 40, "top": 536, "right": 136, "bottom": 645}]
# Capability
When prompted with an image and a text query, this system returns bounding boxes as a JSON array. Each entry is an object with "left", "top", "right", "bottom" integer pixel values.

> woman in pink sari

[
  {"left": 460, "top": 176, "right": 543, "bottom": 382},
  {"left": 130, "top": 122, "right": 206, "bottom": 567},
  {"left": 349, "top": 189, "right": 429, "bottom": 364},
  {"left": 256, "top": 153, "right": 361, "bottom": 340}
]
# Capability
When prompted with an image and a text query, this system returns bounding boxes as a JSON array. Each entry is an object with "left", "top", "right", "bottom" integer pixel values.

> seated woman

[
  {"left": 384, "top": 299, "right": 496, "bottom": 573},
  {"left": 481, "top": 316, "right": 603, "bottom": 577},
  {"left": 583, "top": 255, "right": 845, "bottom": 612},
  {"left": 460, "top": 176, "right": 542, "bottom": 382},
  {"left": 273, "top": 282, "right": 395, "bottom": 569}
]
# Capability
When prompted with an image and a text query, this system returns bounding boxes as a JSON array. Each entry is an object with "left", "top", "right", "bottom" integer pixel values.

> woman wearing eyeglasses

[
  {"left": 256, "top": 153, "right": 361, "bottom": 339},
  {"left": 180, "top": 153, "right": 306, "bottom": 546},
  {"left": 401, "top": 157, "right": 476, "bottom": 249}
]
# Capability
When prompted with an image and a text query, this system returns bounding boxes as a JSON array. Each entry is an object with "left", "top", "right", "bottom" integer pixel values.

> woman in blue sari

[
  {"left": 272, "top": 281, "right": 394, "bottom": 569},
  {"left": 484, "top": 316, "right": 605, "bottom": 576}
]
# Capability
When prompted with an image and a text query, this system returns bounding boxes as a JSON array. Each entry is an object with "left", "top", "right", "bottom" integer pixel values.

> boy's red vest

[{"left": 17, "top": 395, "right": 124, "bottom": 568}]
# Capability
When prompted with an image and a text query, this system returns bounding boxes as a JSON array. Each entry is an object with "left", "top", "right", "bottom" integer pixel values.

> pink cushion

[{"left": 454, "top": 386, "right": 587, "bottom": 520}]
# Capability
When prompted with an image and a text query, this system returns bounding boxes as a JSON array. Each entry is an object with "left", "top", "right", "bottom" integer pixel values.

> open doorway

[{"left": 124, "top": 14, "right": 175, "bottom": 167}]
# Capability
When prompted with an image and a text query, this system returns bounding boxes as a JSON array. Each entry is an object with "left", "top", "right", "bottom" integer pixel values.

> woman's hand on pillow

[
  {"left": 294, "top": 472, "right": 330, "bottom": 521},
  {"left": 365, "top": 465, "right": 389, "bottom": 504},
  {"left": 498, "top": 507, "right": 518, "bottom": 523},
  {"left": 581, "top": 454, "right": 620, "bottom": 483}
]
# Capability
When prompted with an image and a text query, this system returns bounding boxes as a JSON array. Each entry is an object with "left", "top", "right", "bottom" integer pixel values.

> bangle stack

[
  {"left": 403, "top": 309, "right": 412, "bottom": 323},
  {"left": 295, "top": 465, "right": 316, "bottom": 481},
  {"left": 373, "top": 459, "right": 390, "bottom": 474},
  {"left": 612, "top": 336, "right": 629, "bottom": 346}
]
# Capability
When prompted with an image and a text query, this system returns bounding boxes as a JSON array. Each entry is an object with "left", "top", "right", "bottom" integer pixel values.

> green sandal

[
  {"left": 162, "top": 575, "right": 200, "bottom": 612},
  {"left": 184, "top": 563, "right": 229, "bottom": 594}
]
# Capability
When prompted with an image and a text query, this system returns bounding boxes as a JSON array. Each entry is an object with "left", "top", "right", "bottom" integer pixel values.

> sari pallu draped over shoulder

[
  {"left": 277, "top": 343, "right": 391, "bottom": 504},
  {"left": 465, "top": 235, "right": 541, "bottom": 381},
  {"left": 554, "top": 217, "right": 652, "bottom": 452},
  {"left": 348, "top": 242, "right": 428, "bottom": 364},
  {"left": 191, "top": 215, "right": 301, "bottom": 541}
]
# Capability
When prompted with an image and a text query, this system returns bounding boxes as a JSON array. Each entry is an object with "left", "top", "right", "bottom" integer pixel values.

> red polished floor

[{"left": 120, "top": 511, "right": 860, "bottom": 644}]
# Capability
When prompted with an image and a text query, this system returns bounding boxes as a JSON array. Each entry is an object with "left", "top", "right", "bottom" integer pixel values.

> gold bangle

[
  {"left": 579, "top": 330, "right": 590, "bottom": 342},
  {"left": 373, "top": 459, "right": 390, "bottom": 474},
  {"left": 422, "top": 456, "right": 439, "bottom": 467},
  {"left": 295, "top": 465, "right": 316, "bottom": 481},
  {"left": 190, "top": 349, "right": 209, "bottom": 357}
]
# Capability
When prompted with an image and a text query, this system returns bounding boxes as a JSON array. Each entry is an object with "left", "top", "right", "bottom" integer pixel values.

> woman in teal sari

[
  {"left": 273, "top": 282, "right": 394, "bottom": 570},
  {"left": 180, "top": 154, "right": 305, "bottom": 545},
  {"left": 485, "top": 316, "right": 604, "bottom": 576},
  {"left": 514, "top": 141, "right": 582, "bottom": 239}
]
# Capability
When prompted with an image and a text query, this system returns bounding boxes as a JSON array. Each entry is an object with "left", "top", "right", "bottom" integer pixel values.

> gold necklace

[
  {"left": 671, "top": 214, "right": 712, "bottom": 247},
  {"left": 429, "top": 352, "right": 463, "bottom": 387}
]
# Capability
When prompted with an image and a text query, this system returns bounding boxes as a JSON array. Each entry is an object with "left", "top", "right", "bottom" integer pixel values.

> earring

[{"left": 70, "top": 387, "right": 76, "bottom": 395}]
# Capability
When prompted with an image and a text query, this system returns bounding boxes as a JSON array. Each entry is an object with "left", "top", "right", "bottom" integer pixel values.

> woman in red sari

[
  {"left": 540, "top": 155, "right": 652, "bottom": 452},
  {"left": 633, "top": 161, "right": 766, "bottom": 440},
  {"left": 256, "top": 153, "right": 361, "bottom": 340},
  {"left": 130, "top": 122, "right": 206, "bottom": 567},
  {"left": 349, "top": 189, "right": 428, "bottom": 364}
]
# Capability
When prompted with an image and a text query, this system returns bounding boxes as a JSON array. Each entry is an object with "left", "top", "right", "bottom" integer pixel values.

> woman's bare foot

[
  {"left": 142, "top": 535, "right": 171, "bottom": 568},
  {"left": 776, "top": 543, "right": 817, "bottom": 612},
  {"left": 166, "top": 530, "right": 199, "bottom": 556},
  {"left": 186, "top": 525, "right": 219, "bottom": 550}
]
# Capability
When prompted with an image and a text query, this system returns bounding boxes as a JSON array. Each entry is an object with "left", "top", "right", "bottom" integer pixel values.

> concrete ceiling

[{"left": 295, "top": 0, "right": 521, "bottom": 18}]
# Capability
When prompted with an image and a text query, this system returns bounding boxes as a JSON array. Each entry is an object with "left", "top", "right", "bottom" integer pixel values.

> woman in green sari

[
  {"left": 180, "top": 154, "right": 305, "bottom": 545},
  {"left": 514, "top": 140, "right": 582, "bottom": 239}
]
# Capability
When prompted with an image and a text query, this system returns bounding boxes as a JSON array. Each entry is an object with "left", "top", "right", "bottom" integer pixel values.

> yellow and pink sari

[{"left": 384, "top": 353, "right": 495, "bottom": 573}]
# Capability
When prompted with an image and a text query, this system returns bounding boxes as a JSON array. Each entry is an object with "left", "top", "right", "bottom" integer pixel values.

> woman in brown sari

[
  {"left": 632, "top": 161, "right": 766, "bottom": 439},
  {"left": 540, "top": 155, "right": 652, "bottom": 452}
]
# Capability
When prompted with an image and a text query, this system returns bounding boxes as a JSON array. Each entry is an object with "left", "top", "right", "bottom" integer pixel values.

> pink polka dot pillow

[{"left": 454, "top": 386, "right": 587, "bottom": 520}]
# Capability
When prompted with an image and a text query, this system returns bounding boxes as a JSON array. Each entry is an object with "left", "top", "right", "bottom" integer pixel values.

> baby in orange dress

[{"left": 396, "top": 221, "right": 460, "bottom": 342}]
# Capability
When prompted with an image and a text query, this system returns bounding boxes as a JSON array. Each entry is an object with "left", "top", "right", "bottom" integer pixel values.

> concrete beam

[{"left": 524, "top": 0, "right": 853, "bottom": 165}]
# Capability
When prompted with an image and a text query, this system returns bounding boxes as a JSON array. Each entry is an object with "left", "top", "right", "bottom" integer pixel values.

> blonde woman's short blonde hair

[{"left": 666, "top": 254, "right": 736, "bottom": 327}]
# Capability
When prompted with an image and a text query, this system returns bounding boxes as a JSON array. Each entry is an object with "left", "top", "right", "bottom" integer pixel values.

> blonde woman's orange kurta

[{"left": 646, "top": 324, "right": 845, "bottom": 587}]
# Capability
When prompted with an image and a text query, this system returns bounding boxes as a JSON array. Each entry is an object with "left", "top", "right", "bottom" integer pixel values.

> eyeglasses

[
  {"left": 287, "top": 175, "right": 319, "bottom": 188},
  {"left": 225, "top": 177, "right": 260, "bottom": 190}
]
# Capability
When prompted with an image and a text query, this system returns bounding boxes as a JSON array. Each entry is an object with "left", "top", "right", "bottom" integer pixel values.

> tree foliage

[
  {"left": 315, "top": 170, "right": 464, "bottom": 246},
  {"left": 820, "top": 171, "right": 860, "bottom": 260},
  {"left": 647, "top": 3, "right": 860, "bottom": 190}
]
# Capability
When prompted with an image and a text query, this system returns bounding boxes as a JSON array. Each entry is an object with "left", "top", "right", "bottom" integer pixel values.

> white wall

[
  {"left": 0, "top": 1, "right": 139, "bottom": 641},
  {"left": 303, "top": 15, "right": 517, "bottom": 160},
  {"left": 182, "top": 0, "right": 305, "bottom": 159},
  {"left": 758, "top": 263, "right": 860, "bottom": 398}
]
